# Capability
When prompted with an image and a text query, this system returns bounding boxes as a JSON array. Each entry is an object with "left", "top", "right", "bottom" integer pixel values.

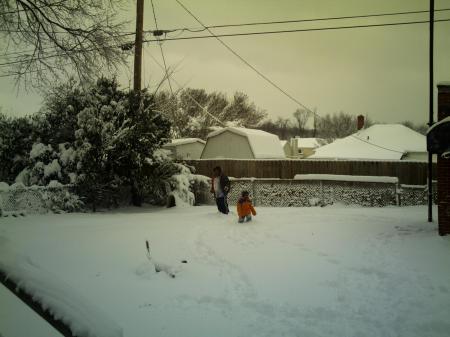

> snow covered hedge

[
  {"left": 0, "top": 181, "right": 83, "bottom": 216},
  {"left": 1, "top": 78, "right": 202, "bottom": 212}
]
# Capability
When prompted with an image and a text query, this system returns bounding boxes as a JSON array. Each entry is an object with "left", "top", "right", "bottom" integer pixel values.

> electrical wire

[
  {"left": 166, "top": 7, "right": 450, "bottom": 32},
  {"left": 141, "top": 18, "right": 450, "bottom": 42},
  {"left": 150, "top": 0, "right": 173, "bottom": 95},
  {"left": 350, "top": 135, "right": 405, "bottom": 154},
  {"left": 175, "top": 0, "right": 414, "bottom": 154},
  {"left": 145, "top": 49, "right": 225, "bottom": 126},
  {"left": 2, "top": 17, "right": 449, "bottom": 65}
]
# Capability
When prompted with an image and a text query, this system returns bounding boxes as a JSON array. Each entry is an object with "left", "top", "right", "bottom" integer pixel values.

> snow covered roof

[
  {"left": 310, "top": 124, "right": 426, "bottom": 160},
  {"left": 207, "top": 127, "right": 285, "bottom": 159},
  {"left": 295, "top": 138, "right": 326, "bottom": 148},
  {"left": 163, "top": 138, "right": 205, "bottom": 147}
]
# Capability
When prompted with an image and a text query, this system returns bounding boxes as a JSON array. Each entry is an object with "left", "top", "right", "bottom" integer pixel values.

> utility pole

[
  {"left": 428, "top": 0, "right": 434, "bottom": 222},
  {"left": 134, "top": 0, "right": 144, "bottom": 91}
]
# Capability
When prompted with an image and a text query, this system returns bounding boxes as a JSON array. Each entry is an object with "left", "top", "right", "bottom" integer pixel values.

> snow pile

[
  {"left": 311, "top": 124, "right": 426, "bottom": 160},
  {"left": 0, "top": 236, "right": 123, "bottom": 337},
  {"left": 294, "top": 174, "right": 399, "bottom": 184}
]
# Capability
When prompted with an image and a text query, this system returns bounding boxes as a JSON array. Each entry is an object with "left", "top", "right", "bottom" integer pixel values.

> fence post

[
  {"left": 320, "top": 180, "right": 324, "bottom": 203},
  {"left": 252, "top": 179, "right": 257, "bottom": 206},
  {"left": 396, "top": 182, "right": 401, "bottom": 206}
]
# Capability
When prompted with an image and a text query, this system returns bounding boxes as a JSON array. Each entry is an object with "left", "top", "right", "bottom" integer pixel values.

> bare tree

[
  {"left": 292, "top": 108, "right": 310, "bottom": 137},
  {"left": 401, "top": 120, "right": 428, "bottom": 135},
  {"left": 316, "top": 111, "right": 356, "bottom": 139},
  {"left": 154, "top": 89, "right": 267, "bottom": 139},
  {"left": 274, "top": 117, "right": 291, "bottom": 140},
  {"left": 0, "top": 0, "right": 128, "bottom": 86}
]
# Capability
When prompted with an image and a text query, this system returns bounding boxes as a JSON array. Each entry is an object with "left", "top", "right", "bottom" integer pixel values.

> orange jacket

[{"left": 237, "top": 197, "right": 256, "bottom": 218}]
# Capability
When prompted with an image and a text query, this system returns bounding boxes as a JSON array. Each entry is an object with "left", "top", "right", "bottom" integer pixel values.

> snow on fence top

[
  {"left": 0, "top": 236, "right": 123, "bottom": 337},
  {"left": 206, "top": 127, "right": 285, "bottom": 159},
  {"left": 293, "top": 174, "right": 399, "bottom": 184}
]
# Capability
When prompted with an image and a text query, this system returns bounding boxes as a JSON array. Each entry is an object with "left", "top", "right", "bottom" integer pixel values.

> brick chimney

[
  {"left": 437, "top": 83, "right": 450, "bottom": 235},
  {"left": 357, "top": 115, "right": 364, "bottom": 130}
]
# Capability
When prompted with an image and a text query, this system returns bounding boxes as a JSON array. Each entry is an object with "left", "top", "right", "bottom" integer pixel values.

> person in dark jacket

[{"left": 210, "top": 166, "right": 230, "bottom": 214}]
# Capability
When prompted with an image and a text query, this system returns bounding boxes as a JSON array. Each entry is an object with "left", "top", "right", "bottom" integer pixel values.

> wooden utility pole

[
  {"left": 428, "top": 0, "right": 434, "bottom": 222},
  {"left": 133, "top": 0, "right": 144, "bottom": 91}
]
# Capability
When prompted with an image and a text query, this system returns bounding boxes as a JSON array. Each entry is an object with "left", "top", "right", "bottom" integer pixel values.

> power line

[
  {"left": 166, "top": 7, "right": 450, "bottom": 32},
  {"left": 2, "top": 17, "right": 449, "bottom": 63},
  {"left": 174, "top": 0, "right": 318, "bottom": 125},
  {"left": 1, "top": 16, "right": 448, "bottom": 72},
  {"left": 142, "top": 18, "right": 450, "bottom": 42},
  {"left": 145, "top": 49, "right": 225, "bottom": 126},
  {"left": 150, "top": 0, "right": 173, "bottom": 95},
  {"left": 0, "top": 30, "right": 136, "bottom": 61},
  {"left": 174, "top": 0, "right": 419, "bottom": 154},
  {"left": 350, "top": 135, "right": 405, "bottom": 154}
]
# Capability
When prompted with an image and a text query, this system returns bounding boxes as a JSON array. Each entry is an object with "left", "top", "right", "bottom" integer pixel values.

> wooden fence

[{"left": 184, "top": 160, "right": 436, "bottom": 185}]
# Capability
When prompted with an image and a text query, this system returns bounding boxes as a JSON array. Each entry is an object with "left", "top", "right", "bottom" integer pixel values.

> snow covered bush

[
  {"left": 44, "top": 181, "right": 84, "bottom": 213},
  {"left": 2, "top": 77, "right": 204, "bottom": 211},
  {"left": 0, "top": 113, "right": 35, "bottom": 183},
  {"left": 142, "top": 149, "right": 208, "bottom": 207}
]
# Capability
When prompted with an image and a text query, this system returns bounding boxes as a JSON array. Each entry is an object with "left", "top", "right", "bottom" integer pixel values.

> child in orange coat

[{"left": 237, "top": 191, "right": 256, "bottom": 223}]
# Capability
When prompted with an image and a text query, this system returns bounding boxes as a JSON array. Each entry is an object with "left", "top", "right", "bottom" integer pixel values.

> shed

[
  {"left": 163, "top": 138, "right": 206, "bottom": 160},
  {"left": 201, "top": 127, "right": 285, "bottom": 159}
]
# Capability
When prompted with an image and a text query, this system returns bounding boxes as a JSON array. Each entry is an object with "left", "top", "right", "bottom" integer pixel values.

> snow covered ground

[{"left": 1, "top": 205, "right": 449, "bottom": 337}]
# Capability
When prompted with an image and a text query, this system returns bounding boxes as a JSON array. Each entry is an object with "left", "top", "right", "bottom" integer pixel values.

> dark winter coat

[{"left": 210, "top": 174, "right": 230, "bottom": 196}]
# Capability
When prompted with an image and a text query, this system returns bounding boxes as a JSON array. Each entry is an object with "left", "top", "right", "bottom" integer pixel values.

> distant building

[
  {"left": 310, "top": 124, "right": 428, "bottom": 161},
  {"left": 201, "top": 127, "right": 285, "bottom": 159},
  {"left": 163, "top": 138, "right": 205, "bottom": 160},
  {"left": 282, "top": 138, "right": 327, "bottom": 158}
]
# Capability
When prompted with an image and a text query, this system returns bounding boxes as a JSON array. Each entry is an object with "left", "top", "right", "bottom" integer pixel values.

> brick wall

[{"left": 437, "top": 84, "right": 450, "bottom": 235}]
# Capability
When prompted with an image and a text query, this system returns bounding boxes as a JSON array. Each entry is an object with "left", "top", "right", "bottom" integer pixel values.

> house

[
  {"left": 201, "top": 127, "right": 285, "bottom": 159},
  {"left": 163, "top": 138, "right": 206, "bottom": 160},
  {"left": 310, "top": 124, "right": 428, "bottom": 161},
  {"left": 282, "top": 138, "right": 327, "bottom": 158}
]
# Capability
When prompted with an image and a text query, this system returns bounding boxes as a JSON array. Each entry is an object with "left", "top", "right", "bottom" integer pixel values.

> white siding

[
  {"left": 172, "top": 142, "right": 204, "bottom": 160},
  {"left": 201, "top": 131, "right": 254, "bottom": 159}
]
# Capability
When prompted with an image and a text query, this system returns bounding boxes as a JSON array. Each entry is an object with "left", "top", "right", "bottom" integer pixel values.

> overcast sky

[{"left": 1, "top": 0, "right": 450, "bottom": 125}]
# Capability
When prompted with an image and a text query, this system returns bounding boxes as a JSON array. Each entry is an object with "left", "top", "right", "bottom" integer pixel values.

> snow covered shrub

[
  {"left": 44, "top": 181, "right": 83, "bottom": 213},
  {"left": 141, "top": 149, "right": 207, "bottom": 206},
  {"left": 4, "top": 77, "right": 176, "bottom": 211},
  {"left": 0, "top": 113, "right": 35, "bottom": 183}
]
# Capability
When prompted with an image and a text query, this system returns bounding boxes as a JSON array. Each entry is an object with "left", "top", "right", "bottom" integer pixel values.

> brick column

[{"left": 437, "top": 84, "right": 450, "bottom": 235}]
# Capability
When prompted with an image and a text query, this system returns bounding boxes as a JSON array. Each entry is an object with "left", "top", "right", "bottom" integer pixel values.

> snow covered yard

[{"left": 1, "top": 205, "right": 450, "bottom": 337}]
